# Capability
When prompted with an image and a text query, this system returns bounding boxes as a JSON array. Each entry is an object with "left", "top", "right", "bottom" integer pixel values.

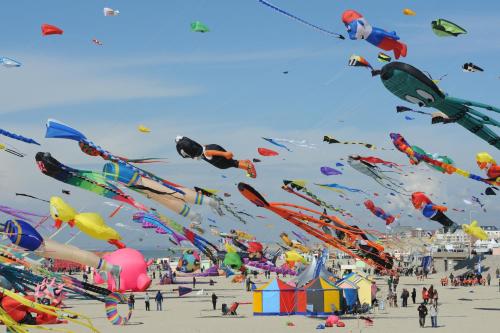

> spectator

[
  {"left": 401, "top": 289, "right": 409, "bottom": 307},
  {"left": 418, "top": 303, "right": 428, "bottom": 328},
  {"left": 411, "top": 288, "right": 417, "bottom": 304},
  {"left": 128, "top": 293, "right": 135, "bottom": 310},
  {"left": 155, "top": 291, "right": 163, "bottom": 311},
  {"left": 422, "top": 287, "right": 429, "bottom": 304},
  {"left": 144, "top": 292, "right": 150, "bottom": 311},
  {"left": 193, "top": 276, "right": 196, "bottom": 289},
  {"left": 211, "top": 293, "right": 218, "bottom": 310},
  {"left": 430, "top": 304, "right": 438, "bottom": 328},
  {"left": 487, "top": 273, "right": 491, "bottom": 286}
]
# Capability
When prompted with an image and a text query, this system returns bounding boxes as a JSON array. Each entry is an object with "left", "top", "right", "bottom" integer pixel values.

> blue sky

[{"left": 1, "top": 0, "right": 499, "bottom": 250}]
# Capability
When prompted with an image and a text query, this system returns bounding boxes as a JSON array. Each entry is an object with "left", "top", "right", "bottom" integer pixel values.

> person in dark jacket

[
  {"left": 155, "top": 291, "right": 164, "bottom": 311},
  {"left": 418, "top": 303, "right": 428, "bottom": 328},
  {"left": 411, "top": 288, "right": 417, "bottom": 304},
  {"left": 211, "top": 293, "right": 218, "bottom": 310},
  {"left": 401, "top": 289, "right": 410, "bottom": 307}
]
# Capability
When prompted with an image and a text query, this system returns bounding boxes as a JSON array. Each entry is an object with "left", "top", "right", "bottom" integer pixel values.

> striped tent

[
  {"left": 335, "top": 279, "right": 359, "bottom": 311},
  {"left": 253, "top": 279, "right": 295, "bottom": 315},
  {"left": 296, "top": 277, "right": 341, "bottom": 315}
]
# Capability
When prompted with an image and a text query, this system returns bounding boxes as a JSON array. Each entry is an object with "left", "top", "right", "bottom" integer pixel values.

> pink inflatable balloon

[{"left": 94, "top": 248, "right": 152, "bottom": 292}]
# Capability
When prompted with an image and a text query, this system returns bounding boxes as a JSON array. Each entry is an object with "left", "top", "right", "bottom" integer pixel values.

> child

[{"left": 175, "top": 136, "right": 256, "bottom": 178}]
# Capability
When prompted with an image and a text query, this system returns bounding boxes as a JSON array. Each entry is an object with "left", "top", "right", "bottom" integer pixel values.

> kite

[
  {"left": 262, "top": 137, "right": 292, "bottom": 151},
  {"left": 137, "top": 125, "right": 151, "bottom": 133},
  {"left": 348, "top": 155, "right": 409, "bottom": 195},
  {"left": 258, "top": 147, "right": 279, "bottom": 156},
  {"left": 336, "top": 162, "right": 344, "bottom": 167},
  {"left": 176, "top": 136, "right": 256, "bottom": 178},
  {"left": 103, "top": 7, "right": 120, "bottom": 16},
  {"left": 41, "top": 24, "right": 63, "bottom": 36},
  {"left": 342, "top": 10, "right": 407, "bottom": 59},
  {"left": 0, "top": 128, "right": 40, "bottom": 145},
  {"left": 364, "top": 200, "right": 395, "bottom": 225},
  {"left": 320, "top": 166, "right": 342, "bottom": 176},
  {"left": 92, "top": 38, "right": 103, "bottom": 46},
  {"left": 411, "top": 145, "right": 454, "bottom": 173},
  {"left": 0, "top": 205, "right": 47, "bottom": 223},
  {"left": 323, "top": 135, "right": 376, "bottom": 149},
  {"left": 462, "top": 221, "right": 488, "bottom": 240},
  {"left": 315, "top": 183, "right": 364, "bottom": 193},
  {"left": 397, "top": 106, "right": 453, "bottom": 123},
  {"left": 0, "top": 57, "right": 21, "bottom": 68},
  {"left": 404, "top": 116, "right": 415, "bottom": 120},
  {"left": 378, "top": 62, "right": 500, "bottom": 149},
  {"left": 104, "top": 293, "right": 132, "bottom": 325},
  {"left": 348, "top": 54, "right": 373, "bottom": 70},
  {"left": 402, "top": 9, "right": 416, "bottom": 16},
  {"left": 396, "top": 105, "right": 432, "bottom": 116},
  {"left": 282, "top": 180, "right": 351, "bottom": 216},
  {"left": 431, "top": 19, "right": 466, "bottom": 37},
  {"left": 45, "top": 119, "right": 184, "bottom": 194},
  {"left": 280, "top": 233, "right": 310, "bottom": 253},
  {"left": 476, "top": 152, "right": 500, "bottom": 182},
  {"left": 0, "top": 143, "right": 24, "bottom": 157},
  {"left": 391, "top": 133, "right": 499, "bottom": 186},
  {"left": 35, "top": 152, "right": 148, "bottom": 211},
  {"left": 50, "top": 196, "right": 125, "bottom": 248},
  {"left": 239, "top": 183, "right": 394, "bottom": 272},
  {"left": 3, "top": 219, "right": 123, "bottom": 290},
  {"left": 377, "top": 52, "right": 391, "bottom": 63},
  {"left": 257, "top": 0, "right": 344, "bottom": 39},
  {"left": 463, "top": 63, "right": 484, "bottom": 73},
  {"left": 411, "top": 192, "right": 459, "bottom": 233},
  {"left": 191, "top": 21, "right": 209, "bottom": 33}
]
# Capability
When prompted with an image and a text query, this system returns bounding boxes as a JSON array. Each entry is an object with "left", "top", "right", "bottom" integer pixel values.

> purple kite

[{"left": 320, "top": 166, "right": 342, "bottom": 176}]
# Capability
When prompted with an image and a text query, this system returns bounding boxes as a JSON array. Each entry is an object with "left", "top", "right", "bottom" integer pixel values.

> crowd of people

[{"left": 441, "top": 272, "right": 492, "bottom": 287}]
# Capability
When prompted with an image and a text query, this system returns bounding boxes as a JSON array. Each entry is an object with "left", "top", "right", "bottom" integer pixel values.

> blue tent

[{"left": 335, "top": 279, "right": 358, "bottom": 311}]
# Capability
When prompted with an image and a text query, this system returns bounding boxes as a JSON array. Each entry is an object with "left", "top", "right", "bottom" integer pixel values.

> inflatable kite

[
  {"left": 462, "top": 220, "right": 488, "bottom": 240},
  {"left": 411, "top": 192, "right": 459, "bottom": 233},
  {"left": 137, "top": 125, "right": 151, "bottom": 133},
  {"left": 105, "top": 293, "right": 132, "bottom": 325},
  {"left": 403, "top": 9, "right": 416, "bottom": 16},
  {"left": 431, "top": 19, "right": 466, "bottom": 37},
  {"left": 342, "top": 10, "right": 407, "bottom": 59},
  {"left": 239, "top": 183, "right": 394, "bottom": 273},
  {"left": 364, "top": 200, "right": 395, "bottom": 225},
  {"left": 391, "top": 133, "right": 499, "bottom": 186},
  {"left": 0, "top": 128, "right": 40, "bottom": 145},
  {"left": 378, "top": 62, "right": 500, "bottom": 149},
  {"left": 175, "top": 136, "right": 256, "bottom": 178},
  {"left": 257, "top": 0, "right": 344, "bottom": 39},
  {"left": 476, "top": 152, "right": 499, "bottom": 181},
  {"left": 50, "top": 196, "right": 125, "bottom": 248},
  {"left": 41, "top": 24, "right": 63, "bottom": 36},
  {"left": 410, "top": 146, "right": 454, "bottom": 173}
]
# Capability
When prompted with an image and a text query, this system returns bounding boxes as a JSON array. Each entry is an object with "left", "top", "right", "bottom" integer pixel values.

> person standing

[
  {"left": 144, "top": 292, "right": 150, "bottom": 311},
  {"left": 152, "top": 271, "right": 156, "bottom": 279},
  {"left": 411, "top": 288, "right": 417, "bottom": 304},
  {"left": 192, "top": 276, "right": 196, "bottom": 289},
  {"left": 393, "top": 275, "right": 399, "bottom": 293},
  {"left": 487, "top": 272, "right": 491, "bottom": 286},
  {"left": 387, "top": 276, "right": 393, "bottom": 293},
  {"left": 128, "top": 293, "right": 135, "bottom": 310},
  {"left": 401, "top": 289, "right": 409, "bottom": 307},
  {"left": 418, "top": 303, "right": 428, "bottom": 328},
  {"left": 211, "top": 292, "right": 218, "bottom": 310},
  {"left": 422, "top": 287, "right": 428, "bottom": 304},
  {"left": 155, "top": 291, "right": 163, "bottom": 311},
  {"left": 430, "top": 304, "right": 438, "bottom": 328},
  {"left": 432, "top": 289, "right": 439, "bottom": 305}
]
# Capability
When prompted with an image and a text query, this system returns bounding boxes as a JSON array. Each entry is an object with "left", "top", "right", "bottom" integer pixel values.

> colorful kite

[
  {"left": 348, "top": 54, "right": 373, "bottom": 70},
  {"left": 262, "top": 137, "right": 292, "bottom": 151},
  {"left": 364, "top": 200, "right": 395, "bottom": 225},
  {"left": 462, "top": 220, "right": 488, "bottom": 240},
  {"left": 342, "top": 10, "right": 407, "bottom": 59},
  {"left": 411, "top": 192, "right": 459, "bottom": 233},
  {"left": 402, "top": 9, "right": 416, "bottom": 16},
  {"left": 315, "top": 183, "right": 364, "bottom": 193},
  {"left": 377, "top": 52, "right": 391, "bottom": 63},
  {"left": 0, "top": 128, "right": 40, "bottom": 145}
]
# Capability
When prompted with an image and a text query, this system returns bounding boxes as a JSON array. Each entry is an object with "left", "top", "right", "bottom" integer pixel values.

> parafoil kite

[
  {"left": 103, "top": 7, "right": 120, "bottom": 16},
  {"left": 191, "top": 21, "right": 209, "bottom": 33},
  {"left": 463, "top": 63, "right": 484, "bottom": 73},
  {"left": 411, "top": 192, "right": 459, "bottom": 233},
  {"left": 431, "top": 19, "right": 466, "bottom": 37},
  {"left": 342, "top": 10, "right": 407, "bottom": 59},
  {"left": 238, "top": 183, "right": 394, "bottom": 272},
  {"left": 137, "top": 125, "right": 151, "bottom": 133},
  {"left": 175, "top": 136, "right": 256, "bottom": 178},
  {"left": 323, "top": 135, "right": 376, "bottom": 149},
  {"left": 462, "top": 220, "right": 488, "bottom": 240},
  {"left": 377, "top": 52, "right": 391, "bottom": 63},
  {"left": 364, "top": 200, "right": 395, "bottom": 225},
  {"left": 347, "top": 155, "right": 409, "bottom": 195},
  {"left": 391, "top": 133, "right": 499, "bottom": 186},
  {"left": 258, "top": 147, "right": 279, "bottom": 156},
  {"left": 50, "top": 196, "right": 125, "bottom": 248},
  {"left": 320, "top": 166, "right": 342, "bottom": 176},
  {"left": 41, "top": 24, "right": 63, "bottom": 36},
  {"left": 0, "top": 57, "right": 21, "bottom": 68},
  {"left": 378, "top": 62, "right": 500, "bottom": 149},
  {"left": 257, "top": 0, "right": 344, "bottom": 39},
  {"left": 348, "top": 54, "right": 373, "bottom": 70}
]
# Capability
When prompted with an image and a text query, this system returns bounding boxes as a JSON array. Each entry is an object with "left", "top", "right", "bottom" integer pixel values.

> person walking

[
  {"left": 401, "top": 289, "right": 409, "bottom": 307},
  {"left": 418, "top": 303, "right": 428, "bottom": 328},
  {"left": 422, "top": 287, "right": 429, "bottom": 304},
  {"left": 411, "top": 288, "right": 417, "bottom": 304},
  {"left": 487, "top": 272, "right": 491, "bottom": 286},
  {"left": 387, "top": 276, "right": 393, "bottom": 293},
  {"left": 192, "top": 276, "right": 196, "bottom": 289},
  {"left": 211, "top": 292, "right": 218, "bottom": 310},
  {"left": 155, "top": 291, "right": 163, "bottom": 311},
  {"left": 128, "top": 293, "right": 135, "bottom": 310},
  {"left": 152, "top": 271, "right": 156, "bottom": 279},
  {"left": 144, "top": 292, "right": 150, "bottom": 311},
  {"left": 430, "top": 304, "right": 438, "bottom": 328},
  {"left": 393, "top": 275, "right": 399, "bottom": 293},
  {"left": 432, "top": 289, "right": 439, "bottom": 305}
]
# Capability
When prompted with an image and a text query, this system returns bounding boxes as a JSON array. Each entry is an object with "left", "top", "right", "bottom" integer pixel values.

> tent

[
  {"left": 253, "top": 279, "right": 295, "bottom": 315},
  {"left": 335, "top": 279, "right": 359, "bottom": 311},
  {"left": 346, "top": 273, "right": 375, "bottom": 306},
  {"left": 296, "top": 277, "right": 341, "bottom": 315}
]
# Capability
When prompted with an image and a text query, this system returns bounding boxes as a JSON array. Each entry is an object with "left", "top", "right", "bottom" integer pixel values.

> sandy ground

[{"left": 51, "top": 273, "right": 500, "bottom": 333}]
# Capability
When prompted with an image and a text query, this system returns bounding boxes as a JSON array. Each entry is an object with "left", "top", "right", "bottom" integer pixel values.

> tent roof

[
  {"left": 335, "top": 279, "right": 358, "bottom": 289},
  {"left": 256, "top": 278, "right": 294, "bottom": 291},
  {"left": 303, "top": 277, "right": 340, "bottom": 291}
]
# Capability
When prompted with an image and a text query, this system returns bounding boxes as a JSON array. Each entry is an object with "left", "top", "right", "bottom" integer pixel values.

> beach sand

[{"left": 59, "top": 273, "right": 500, "bottom": 333}]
